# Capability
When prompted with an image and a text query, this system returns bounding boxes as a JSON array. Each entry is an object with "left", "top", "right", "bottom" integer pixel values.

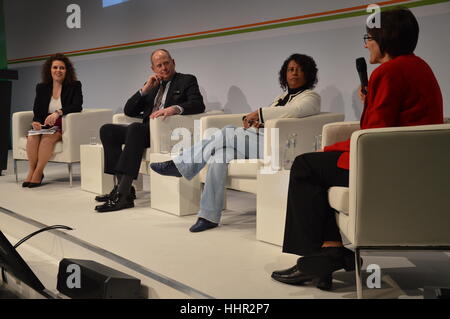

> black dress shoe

[
  {"left": 272, "top": 265, "right": 333, "bottom": 289},
  {"left": 272, "top": 264, "right": 300, "bottom": 276},
  {"left": 150, "top": 160, "right": 182, "bottom": 177},
  {"left": 271, "top": 266, "right": 316, "bottom": 285},
  {"left": 95, "top": 185, "right": 118, "bottom": 202},
  {"left": 95, "top": 193, "right": 134, "bottom": 213},
  {"left": 95, "top": 185, "right": 136, "bottom": 202},
  {"left": 28, "top": 174, "right": 44, "bottom": 188},
  {"left": 273, "top": 248, "right": 360, "bottom": 290},
  {"left": 189, "top": 218, "right": 218, "bottom": 232},
  {"left": 297, "top": 247, "right": 360, "bottom": 278}
]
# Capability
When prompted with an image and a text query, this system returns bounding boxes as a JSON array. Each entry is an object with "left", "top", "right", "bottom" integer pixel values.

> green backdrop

[{"left": 0, "top": 0, "right": 6, "bottom": 69}]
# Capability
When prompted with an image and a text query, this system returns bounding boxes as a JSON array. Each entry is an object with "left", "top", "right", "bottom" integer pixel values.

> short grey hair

[{"left": 150, "top": 49, "right": 173, "bottom": 64}]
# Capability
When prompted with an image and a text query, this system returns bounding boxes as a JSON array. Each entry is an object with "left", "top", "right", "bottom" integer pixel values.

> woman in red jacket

[{"left": 271, "top": 7, "right": 443, "bottom": 290}]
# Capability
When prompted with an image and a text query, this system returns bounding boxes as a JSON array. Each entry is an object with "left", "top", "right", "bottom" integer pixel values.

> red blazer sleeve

[
  {"left": 323, "top": 65, "right": 403, "bottom": 170},
  {"left": 360, "top": 66, "right": 403, "bottom": 129},
  {"left": 324, "top": 55, "right": 443, "bottom": 171}
]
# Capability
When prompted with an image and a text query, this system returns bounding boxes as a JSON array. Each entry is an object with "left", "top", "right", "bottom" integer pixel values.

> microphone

[{"left": 356, "top": 57, "right": 368, "bottom": 95}]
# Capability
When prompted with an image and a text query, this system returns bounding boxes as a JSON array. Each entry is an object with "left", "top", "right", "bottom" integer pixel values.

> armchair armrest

[
  {"left": 264, "top": 112, "right": 345, "bottom": 170},
  {"left": 61, "top": 109, "right": 113, "bottom": 162},
  {"left": 112, "top": 113, "right": 142, "bottom": 125},
  {"left": 12, "top": 111, "right": 34, "bottom": 158},
  {"left": 348, "top": 123, "right": 450, "bottom": 246},
  {"left": 322, "top": 121, "right": 359, "bottom": 148},
  {"left": 151, "top": 110, "right": 223, "bottom": 153},
  {"left": 199, "top": 113, "right": 245, "bottom": 139}
]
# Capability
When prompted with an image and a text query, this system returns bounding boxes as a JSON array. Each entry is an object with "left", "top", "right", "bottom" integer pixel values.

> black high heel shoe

[
  {"left": 22, "top": 181, "right": 31, "bottom": 187},
  {"left": 28, "top": 174, "right": 44, "bottom": 188}
]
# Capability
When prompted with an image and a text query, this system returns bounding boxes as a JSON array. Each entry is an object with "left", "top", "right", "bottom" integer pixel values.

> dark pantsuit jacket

[{"left": 32, "top": 81, "right": 83, "bottom": 123}]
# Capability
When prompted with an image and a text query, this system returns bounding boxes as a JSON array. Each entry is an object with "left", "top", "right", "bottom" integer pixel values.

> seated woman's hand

[
  {"left": 358, "top": 85, "right": 367, "bottom": 103},
  {"left": 32, "top": 122, "right": 42, "bottom": 130},
  {"left": 44, "top": 112, "right": 59, "bottom": 126},
  {"left": 242, "top": 116, "right": 251, "bottom": 129},
  {"left": 243, "top": 110, "right": 261, "bottom": 129}
]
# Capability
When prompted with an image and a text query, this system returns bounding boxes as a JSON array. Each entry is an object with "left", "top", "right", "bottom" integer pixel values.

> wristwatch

[{"left": 55, "top": 109, "right": 63, "bottom": 117}]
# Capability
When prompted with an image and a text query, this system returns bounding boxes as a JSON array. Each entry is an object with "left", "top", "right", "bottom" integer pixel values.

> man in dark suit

[{"left": 95, "top": 49, "right": 205, "bottom": 212}]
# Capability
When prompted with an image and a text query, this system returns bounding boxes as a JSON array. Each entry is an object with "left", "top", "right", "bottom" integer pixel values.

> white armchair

[
  {"left": 196, "top": 112, "right": 343, "bottom": 242},
  {"left": 324, "top": 119, "right": 450, "bottom": 298},
  {"left": 12, "top": 109, "right": 113, "bottom": 186},
  {"left": 112, "top": 110, "right": 223, "bottom": 175},
  {"left": 199, "top": 112, "right": 345, "bottom": 194},
  {"left": 113, "top": 110, "right": 222, "bottom": 215}
]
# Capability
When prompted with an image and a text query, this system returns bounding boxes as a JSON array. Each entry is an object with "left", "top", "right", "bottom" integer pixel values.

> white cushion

[
  {"left": 18, "top": 136, "right": 63, "bottom": 153},
  {"left": 228, "top": 159, "right": 262, "bottom": 178},
  {"left": 143, "top": 148, "right": 151, "bottom": 161},
  {"left": 336, "top": 211, "right": 352, "bottom": 243},
  {"left": 328, "top": 186, "right": 349, "bottom": 215}
]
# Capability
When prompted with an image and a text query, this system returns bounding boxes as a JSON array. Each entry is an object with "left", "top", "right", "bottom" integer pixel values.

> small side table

[
  {"left": 256, "top": 168, "right": 290, "bottom": 246},
  {"left": 150, "top": 153, "right": 201, "bottom": 216},
  {"left": 80, "top": 144, "right": 114, "bottom": 195}
]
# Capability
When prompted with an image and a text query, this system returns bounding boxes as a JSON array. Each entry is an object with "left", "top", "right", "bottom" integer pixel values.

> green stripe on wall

[
  {"left": 8, "top": 0, "right": 450, "bottom": 64},
  {"left": 0, "top": 0, "right": 7, "bottom": 69}
]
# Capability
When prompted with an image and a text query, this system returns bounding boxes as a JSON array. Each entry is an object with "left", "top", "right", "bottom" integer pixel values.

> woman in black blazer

[{"left": 24, "top": 53, "right": 83, "bottom": 188}]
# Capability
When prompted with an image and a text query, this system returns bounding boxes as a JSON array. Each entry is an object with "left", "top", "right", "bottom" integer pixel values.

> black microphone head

[{"left": 356, "top": 57, "right": 367, "bottom": 72}]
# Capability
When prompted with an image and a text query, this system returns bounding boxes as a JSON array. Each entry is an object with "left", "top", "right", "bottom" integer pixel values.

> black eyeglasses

[{"left": 363, "top": 34, "right": 375, "bottom": 45}]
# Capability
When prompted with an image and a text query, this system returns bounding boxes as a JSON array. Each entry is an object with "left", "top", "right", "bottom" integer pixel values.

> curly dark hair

[
  {"left": 367, "top": 7, "right": 419, "bottom": 58},
  {"left": 279, "top": 53, "right": 318, "bottom": 90},
  {"left": 41, "top": 53, "right": 77, "bottom": 84}
]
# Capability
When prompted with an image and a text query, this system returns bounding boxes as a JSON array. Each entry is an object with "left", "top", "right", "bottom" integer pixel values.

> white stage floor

[{"left": 1, "top": 152, "right": 450, "bottom": 299}]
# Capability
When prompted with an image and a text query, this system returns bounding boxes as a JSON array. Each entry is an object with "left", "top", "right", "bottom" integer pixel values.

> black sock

[{"left": 117, "top": 175, "right": 133, "bottom": 196}]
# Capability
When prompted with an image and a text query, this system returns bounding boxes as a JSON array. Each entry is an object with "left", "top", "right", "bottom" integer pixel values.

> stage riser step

[{"left": 0, "top": 211, "right": 194, "bottom": 299}]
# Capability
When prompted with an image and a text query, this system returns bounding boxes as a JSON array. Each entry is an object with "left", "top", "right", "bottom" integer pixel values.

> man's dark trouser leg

[
  {"left": 100, "top": 124, "right": 127, "bottom": 177},
  {"left": 99, "top": 122, "right": 150, "bottom": 195}
]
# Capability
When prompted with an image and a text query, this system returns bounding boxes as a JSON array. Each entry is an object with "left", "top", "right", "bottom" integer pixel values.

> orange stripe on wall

[{"left": 9, "top": 0, "right": 410, "bottom": 63}]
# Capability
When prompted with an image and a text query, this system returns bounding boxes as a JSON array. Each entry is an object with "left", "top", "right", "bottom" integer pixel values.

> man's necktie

[{"left": 152, "top": 81, "right": 167, "bottom": 114}]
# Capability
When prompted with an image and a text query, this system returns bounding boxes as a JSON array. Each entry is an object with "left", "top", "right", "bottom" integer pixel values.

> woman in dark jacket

[{"left": 24, "top": 53, "right": 83, "bottom": 188}]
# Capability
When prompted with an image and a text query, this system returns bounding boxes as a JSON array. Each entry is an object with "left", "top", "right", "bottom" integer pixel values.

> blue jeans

[{"left": 174, "top": 125, "right": 264, "bottom": 223}]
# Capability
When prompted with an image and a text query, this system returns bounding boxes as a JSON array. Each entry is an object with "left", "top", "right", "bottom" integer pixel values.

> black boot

[
  {"left": 95, "top": 185, "right": 118, "bottom": 202},
  {"left": 95, "top": 174, "right": 120, "bottom": 202},
  {"left": 95, "top": 175, "right": 135, "bottom": 212},
  {"left": 95, "top": 192, "right": 134, "bottom": 213},
  {"left": 95, "top": 185, "right": 136, "bottom": 203}
]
